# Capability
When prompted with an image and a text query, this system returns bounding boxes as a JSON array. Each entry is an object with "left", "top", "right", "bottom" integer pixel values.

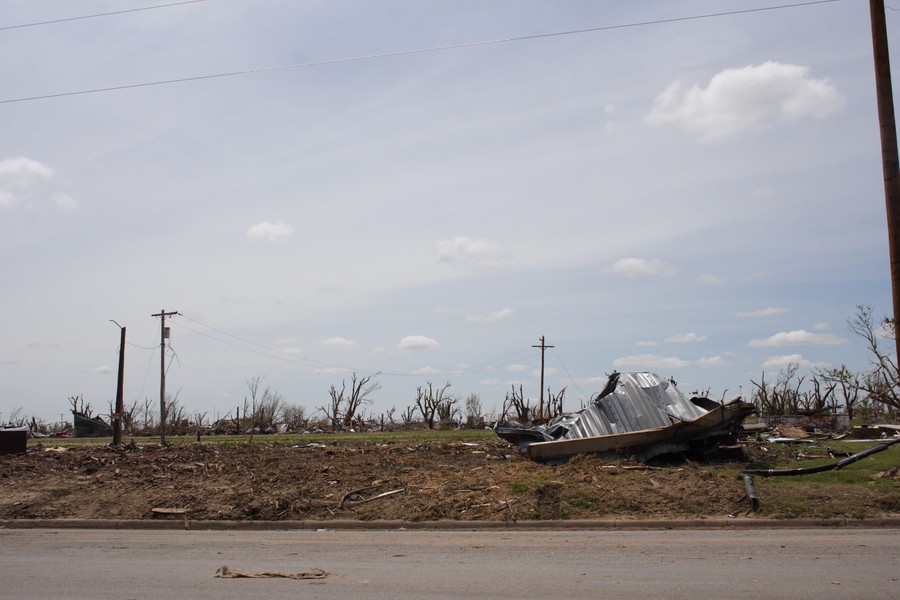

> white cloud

[
  {"left": 479, "top": 378, "right": 504, "bottom": 386},
  {"left": 88, "top": 365, "right": 112, "bottom": 374},
  {"left": 0, "top": 157, "right": 56, "bottom": 208},
  {"left": 666, "top": 332, "right": 707, "bottom": 344},
  {"left": 437, "top": 236, "right": 508, "bottom": 270},
  {"left": 0, "top": 157, "right": 54, "bottom": 184},
  {"left": 610, "top": 257, "right": 678, "bottom": 278},
  {"left": 737, "top": 307, "right": 790, "bottom": 318},
  {"left": 246, "top": 221, "right": 295, "bottom": 243},
  {"left": 636, "top": 340, "right": 659, "bottom": 347},
  {"left": 812, "top": 322, "right": 829, "bottom": 331},
  {"left": 696, "top": 356, "right": 728, "bottom": 367},
  {"left": 320, "top": 337, "right": 355, "bottom": 347},
  {"left": 532, "top": 367, "right": 559, "bottom": 378},
  {"left": 398, "top": 335, "right": 439, "bottom": 350},
  {"left": 613, "top": 354, "right": 691, "bottom": 370},
  {"left": 699, "top": 274, "right": 724, "bottom": 285},
  {"left": 313, "top": 367, "right": 347, "bottom": 375},
  {"left": 506, "top": 363, "right": 529, "bottom": 372},
  {"left": 762, "top": 354, "right": 827, "bottom": 370},
  {"left": 413, "top": 366, "right": 444, "bottom": 375},
  {"left": 465, "top": 307, "right": 514, "bottom": 323},
  {"left": 749, "top": 329, "right": 846, "bottom": 347},
  {"left": 645, "top": 61, "right": 842, "bottom": 141},
  {"left": 279, "top": 347, "right": 307, "bottom": 357},
  {"left": 53, "top": 193, "right": 78, "bottom": 210}
]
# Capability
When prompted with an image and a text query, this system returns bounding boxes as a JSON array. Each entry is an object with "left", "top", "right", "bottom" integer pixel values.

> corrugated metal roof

[{"left": 557, "top": 372, "right": 708, "bottom": 440}]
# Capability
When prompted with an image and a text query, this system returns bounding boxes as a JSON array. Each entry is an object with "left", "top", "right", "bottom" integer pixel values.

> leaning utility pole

[
  {"left": 870, "top": 0, "right": 900, "bottom": 359},
  {"left": 151, "top": 309, "right": 179, "bottom": 444},
  {"left": 109, "top": 320, "right": 126, "bottom": 446},
  {"left": 532, "top": 336, "right": 554, "bottom": 421}
]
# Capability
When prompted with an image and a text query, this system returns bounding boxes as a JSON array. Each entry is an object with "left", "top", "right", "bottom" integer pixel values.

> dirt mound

[{"left": 0, "top": 439, "right": 894, "bottom": 522}]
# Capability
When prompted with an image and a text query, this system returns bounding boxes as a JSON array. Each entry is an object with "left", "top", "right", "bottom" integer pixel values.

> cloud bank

[{"left": 646, "top": 61, "right": 842, "bottom": 141}]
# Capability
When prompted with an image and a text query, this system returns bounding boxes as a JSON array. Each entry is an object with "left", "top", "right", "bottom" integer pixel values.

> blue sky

[{"left": 0, "top": 0, "right": 896, "bottom": 424}]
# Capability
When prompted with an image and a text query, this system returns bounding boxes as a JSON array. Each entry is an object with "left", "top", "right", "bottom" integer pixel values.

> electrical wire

[
  {"left": 0, "top": 0, "right": 841, "bottom": 105},
  {"left": 173, "top": 313, "right": 535, "bottom": 378},
  {"left": 550, "top": 348, "right": 591, "bottom": 401},
  {"left": 126, "top": 341, "right": 159, "bottom": 350},
  {"left": 0, "top": 1, "right": 208, "bottom": 31},
  {"left": 174, "top": 314, "right": 366, "bottom": 373},
  {"left": 136, "top": 328, "right": 160, "bottom": 402}
]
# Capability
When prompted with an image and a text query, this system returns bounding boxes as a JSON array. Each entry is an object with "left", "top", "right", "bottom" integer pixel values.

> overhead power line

[
  {"left": 0, "top": 0, "right": 840, "bottom": 105},
  {"left": 173, "top": 313, "right": 534, "bottom": 378},
  {"left": 0, "top": 0, "right": 208, "bottom": 31}
]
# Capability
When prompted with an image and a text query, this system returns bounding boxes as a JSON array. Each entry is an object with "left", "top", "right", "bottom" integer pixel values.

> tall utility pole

[
  {"left": 151, "top": 309, "right": 179, "bottom": 444},
  {"left": 532, "top": 336, "right": 554, "bottom": 421},
  {"left": 110, "top": 320, "right": 126, "bottom": 447},
  {"left": 870, "top": 0, "right": 900, "bottom": 359}
]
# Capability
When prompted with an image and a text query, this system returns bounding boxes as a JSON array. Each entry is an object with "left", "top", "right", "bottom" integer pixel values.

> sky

[{"left": 1, "top": 0, "right": 898, "bottom": 425}]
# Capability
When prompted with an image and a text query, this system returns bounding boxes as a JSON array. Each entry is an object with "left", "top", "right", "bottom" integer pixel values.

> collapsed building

[{"left": 496, "top": 371, "right": 756, "bottom": 464}]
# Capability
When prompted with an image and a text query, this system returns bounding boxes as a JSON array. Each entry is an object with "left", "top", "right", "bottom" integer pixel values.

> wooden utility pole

[
  {"left": 151, "top": 309, "right": 179, "bottom": 444},
  {"left": 532, "top": 336, "right": 554, "bottom": 421},
  {"left": 110, "top": 320, "right": 126, "bottom": 446},
  {"left": 870, "top": 0, "right": 900, "bottom": 359}
]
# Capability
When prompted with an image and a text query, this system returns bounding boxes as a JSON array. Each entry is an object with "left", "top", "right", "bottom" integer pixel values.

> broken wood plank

[
  {"left": 215, "top": 565, "right": 328, "bottom": 580},
  {"left": 355, "top": 488, "right": 405, "bottom": 505},
  {"left": 151, "top": 507, "right": 189, "bottom": 515}
]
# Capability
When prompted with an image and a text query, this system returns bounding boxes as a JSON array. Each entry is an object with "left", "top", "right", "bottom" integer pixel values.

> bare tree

[
  {"left": 164, "top": 390, "right": 186, "bottom": 436},
  {"left": 318, "top": 380, "right": 346, "bottom": 432},
  {"left": 400, "top": 404, "right": 418, "bottom": 428},
  {"left": 465, "top": 393, "right": 483, "bottom": 428},
  {"left": 282, "top": 402, "right": 308, "bottom": 432},
  {"left": 379, "top": 406, "right": 397, "bottom": 432},
  {"left": 848, "top": 304, "right": 900, "bottom": 412},
  {"left": 191, "top": 410, "right": 208, "bottom": 440},
  {"left": 505, "top": 384, "right": 532, "bottom": 422},
  {"left": 547, "top": 387, "right": 567, "bottom": 419},
  {"left": 415, "top": 381, "right": 452, "bottom": 429},
  {"left": 69, "top": 394, "right": 92, "bottom": 418},
  {"left": 751, "top": 364, "right": 805, "bottom": 416},
  {"left": 436, "top": 394, "right": 461, "bottom": 428},
  {"left": 6, "top": 406, "right": 25, "bottom": 427},
  {"left": 342, "top": 373, "right": 380, "bottom": 429},
  {"left": 140, "top": 397, "right": 157, "bottom": 433},
  {"left": 257, "top": 387, "right": 285, "bottom": 430},
  {"left": 121, "top": 399, "right": 139, "bottom": 436},
  {"left": 819, "top": 365, "right": 863, "bottom": 419}
]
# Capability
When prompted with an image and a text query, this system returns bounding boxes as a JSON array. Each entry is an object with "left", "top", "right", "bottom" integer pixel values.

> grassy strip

[{"left": 28, "top": 428, "right": 497, "bottom": 448}]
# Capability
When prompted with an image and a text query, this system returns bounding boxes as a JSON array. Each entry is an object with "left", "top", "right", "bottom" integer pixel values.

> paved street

[{"left": 0, "top": 528, "right": 897, "bottom": 599}]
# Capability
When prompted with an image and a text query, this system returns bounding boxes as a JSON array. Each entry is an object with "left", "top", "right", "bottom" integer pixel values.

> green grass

[
  {"left": 750, "top": 441, "right": 899, "bottom": 485},
  {"left": 509, "top": 474, "right": 553, "bottom": 495},
  {"left": 28, "top": 428, "right": 497, "bottom": 448}
]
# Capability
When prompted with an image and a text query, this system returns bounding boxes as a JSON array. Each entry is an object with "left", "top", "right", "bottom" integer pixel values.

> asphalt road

[{"left": 0, "top": 528, "right": 898, "bottom": 599}]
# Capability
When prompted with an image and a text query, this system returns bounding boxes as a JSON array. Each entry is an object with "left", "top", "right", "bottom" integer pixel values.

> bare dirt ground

[{"left": 1, "top": 438, "right": 898, "bottom": 522}]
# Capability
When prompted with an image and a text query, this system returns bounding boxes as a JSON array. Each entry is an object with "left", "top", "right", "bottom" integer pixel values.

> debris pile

[{"left": 496, "top": 372, "right": 755, "bottom": 463}]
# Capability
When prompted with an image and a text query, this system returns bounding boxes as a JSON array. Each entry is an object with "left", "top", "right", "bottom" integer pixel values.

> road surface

[{"left": 1, "top": 528, "right": 898, "bottom": 599}]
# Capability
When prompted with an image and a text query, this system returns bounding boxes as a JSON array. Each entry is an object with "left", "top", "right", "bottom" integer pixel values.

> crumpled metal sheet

[
  {"left": 496, "top": 371, "right": 755, "bottom": 463},
  {"left": 550, "top": 372, "right": 708, "bottom": 440}
]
